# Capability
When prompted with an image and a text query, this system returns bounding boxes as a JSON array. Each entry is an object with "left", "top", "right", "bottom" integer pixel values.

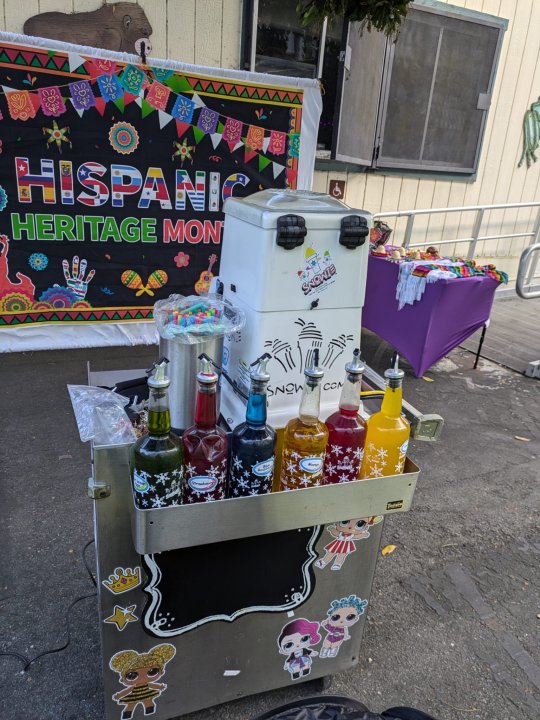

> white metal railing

[
  {"left": 373, "top": 201, "right": 540, "bottom": 286},
  {"left": 516, "top": 244, "right": 540, "bottom": 299}
]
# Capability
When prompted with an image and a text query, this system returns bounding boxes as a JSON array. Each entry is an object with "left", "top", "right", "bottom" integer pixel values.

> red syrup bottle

[
  {"left": 182, "top": 354, "right": 229, "bottom": 503},
  {"left": 323, "top": 349, "right": 367, "bottom": 484}
]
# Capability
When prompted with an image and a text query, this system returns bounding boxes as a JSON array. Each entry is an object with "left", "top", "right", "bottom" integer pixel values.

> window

[{"left": 244, "top": 1, "right": 507, "bottom": 174}]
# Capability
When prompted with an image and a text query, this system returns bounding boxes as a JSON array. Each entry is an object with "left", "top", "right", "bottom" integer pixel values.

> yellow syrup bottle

[
  {"left": 280, "top": 350, "right": 329, "bottom": 490},
  {"left": 360, "top": 354, "right": 410, "bottom": 479}
]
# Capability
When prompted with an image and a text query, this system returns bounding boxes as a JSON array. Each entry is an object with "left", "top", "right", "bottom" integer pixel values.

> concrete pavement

[{"left": 1, "top": 335, "right": 539, "bottom": 720}]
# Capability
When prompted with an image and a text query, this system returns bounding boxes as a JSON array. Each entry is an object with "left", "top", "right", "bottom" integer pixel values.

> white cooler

[{"left": 219, "top": 189, "right": 372, "bottom": 429}]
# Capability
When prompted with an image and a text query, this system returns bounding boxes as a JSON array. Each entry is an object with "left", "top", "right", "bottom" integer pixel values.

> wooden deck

[{"left": 460, "top": 295, "right": 540, "bottom": 374}]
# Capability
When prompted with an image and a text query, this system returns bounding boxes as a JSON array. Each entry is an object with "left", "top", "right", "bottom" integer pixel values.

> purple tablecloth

[{"left": 362, "top": 254, "right": 500, "bottom": 377}]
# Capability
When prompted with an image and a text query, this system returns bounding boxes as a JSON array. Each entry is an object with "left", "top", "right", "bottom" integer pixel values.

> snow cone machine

[
  {"left": 220, "top": 190, "right": 371, "bottom": 429},
  {"left": 87, "top": 191, "right": 443, "bottom": 720}
]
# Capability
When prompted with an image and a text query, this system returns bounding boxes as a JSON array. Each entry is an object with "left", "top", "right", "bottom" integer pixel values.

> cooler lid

[{"left": 224, "top": 190, "right": 365, "bottom": 229}]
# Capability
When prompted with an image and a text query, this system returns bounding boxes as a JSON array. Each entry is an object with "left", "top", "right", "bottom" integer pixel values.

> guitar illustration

[{"left": 195, "top": 254, "right": 217, "bottom": 295}]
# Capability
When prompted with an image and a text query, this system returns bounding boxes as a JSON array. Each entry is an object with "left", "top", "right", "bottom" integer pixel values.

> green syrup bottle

[{"left": 130, "top": 358, "right": 184, "bottom": 508}]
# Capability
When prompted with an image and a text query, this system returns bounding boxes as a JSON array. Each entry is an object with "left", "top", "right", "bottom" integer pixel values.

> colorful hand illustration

[{"left": 62, "top": 256, "right": 95, "bottom": 298}]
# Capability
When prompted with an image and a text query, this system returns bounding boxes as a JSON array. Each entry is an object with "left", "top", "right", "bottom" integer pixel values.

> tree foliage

[{"left": 296, "top": 0, "right": 414, "bottom": 36}]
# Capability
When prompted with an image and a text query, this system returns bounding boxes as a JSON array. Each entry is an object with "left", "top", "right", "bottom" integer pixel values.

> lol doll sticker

[
  {"left": 315, "top": 516, "right": 382, "bottom": 571},
  {"left": 110, "top": 643, "right": 176, "bottom": 718},
  {"left": 277, "top": 618, "right": 320, "bottom": 681},
  {"left": 319, "top": 595, "right": 368, "bottom": 659}
]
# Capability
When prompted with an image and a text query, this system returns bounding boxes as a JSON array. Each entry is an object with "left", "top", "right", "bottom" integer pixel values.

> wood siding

[{"left": 2, "top": 0, "right": 538, "bottom": 272}]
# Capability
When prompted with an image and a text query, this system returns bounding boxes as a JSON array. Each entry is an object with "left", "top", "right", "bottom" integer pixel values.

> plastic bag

[
  {"left": 154, "top": 294, "right": 245, "bottom": 345},
  {"left": 67, "top": 385, "right": 137, "bottom": 445}
]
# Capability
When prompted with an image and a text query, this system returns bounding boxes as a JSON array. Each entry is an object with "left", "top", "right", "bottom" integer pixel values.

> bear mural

[{"left": 23, "top": 2, "right": 152, "bottom": 54}]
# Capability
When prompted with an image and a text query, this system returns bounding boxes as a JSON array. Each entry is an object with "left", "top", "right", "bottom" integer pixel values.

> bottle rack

[
  {"left": 92, "top": 442, "right": 419, "bottom": 555},
  {"left": 88, "top": 366, "right": 421, "bottom": 556}
]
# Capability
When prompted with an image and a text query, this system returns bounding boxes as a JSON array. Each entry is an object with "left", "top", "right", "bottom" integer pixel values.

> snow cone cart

[{"left": 87, "top": 192, "right": 443, "bottom": 720}]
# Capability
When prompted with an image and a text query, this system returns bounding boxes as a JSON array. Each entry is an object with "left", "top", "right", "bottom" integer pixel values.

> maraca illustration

[
  {"left": 121, "top": 269, "right": 168, "bottom": 297},
  {"left": 62, "top": 256, "right": 95, "bottom": 299},
  {"left": 194, "top": 253, "right": 217, "bottom": 295}
]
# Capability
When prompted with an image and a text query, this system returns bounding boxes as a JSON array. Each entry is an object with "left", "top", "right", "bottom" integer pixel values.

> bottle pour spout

[
  {"left": 148, "top": 356, "right": 171, "bottom": 389},
  {"left": 384, "top": 352, "right": 405, "bottom": 387},
  {"left": 346, "top": 348, "right": 365, "bottom": 375},
  {"left": 250, "top": 352, "right": 271, "bottom": 383},
  {"left": 197, "top": 353, "right": 219, "bottom": 384},
  {"left": 304, "top": 348, "right": 324, "bottom": 379}
]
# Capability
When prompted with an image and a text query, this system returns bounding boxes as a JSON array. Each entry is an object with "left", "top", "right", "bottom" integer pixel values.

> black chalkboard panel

[{"left": 142, "top": 526, "right": 322, "bottom": 637}]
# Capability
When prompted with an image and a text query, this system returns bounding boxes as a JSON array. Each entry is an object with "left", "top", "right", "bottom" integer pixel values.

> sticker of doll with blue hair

[{"left": 319, "top": 595, "right": 368, "bottom": 659}]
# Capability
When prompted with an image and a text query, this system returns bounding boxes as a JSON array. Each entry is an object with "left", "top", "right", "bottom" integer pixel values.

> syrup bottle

[
  {"left": 130, "top": 358, "right": 183, "bottom": 508},
  {"left": 280, "top": 349, "right": 328, "bottom": 490},
  {"left": 229, "top": 354, "right": 276, "bottom": 497},
  {"left": 360, "top": 353, "right": 410, "bottom": 479},
  {"left": 323, "top": 349, "right": 367, "bottom": 484},
  {"left": 182, "top": 354, "right": 228, "bottom": 503}
]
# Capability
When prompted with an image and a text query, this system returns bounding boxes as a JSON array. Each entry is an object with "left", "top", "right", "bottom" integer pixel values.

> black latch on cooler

[
  {"left": 276, "top": 214, "right": 307, "bottom": 250},
  {"left": 339, "top": 215, "right": 369, "bottom": 249}
]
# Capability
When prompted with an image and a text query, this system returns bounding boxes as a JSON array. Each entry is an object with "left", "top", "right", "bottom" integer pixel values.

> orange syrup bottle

[
  {"left": 280, "top": 350, "right": 328, "bottom": 490},
  {"left": 360, "top": 353, "right": 410, "bottom": 479}
]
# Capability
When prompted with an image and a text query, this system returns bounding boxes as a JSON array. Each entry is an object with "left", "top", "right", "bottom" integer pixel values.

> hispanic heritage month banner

[{"left": 0, "top": 34, "right": 320, "bottom": 347}]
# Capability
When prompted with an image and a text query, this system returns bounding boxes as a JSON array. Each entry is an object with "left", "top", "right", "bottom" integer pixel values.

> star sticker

[{"left": 104, "top": 604, "right": 138, "bottom": 631}]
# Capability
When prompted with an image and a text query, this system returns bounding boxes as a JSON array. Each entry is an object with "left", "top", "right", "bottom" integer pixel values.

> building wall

[
  {"left": 311, "top": 0, "right": 540, "bottom": 278},
  {"left": 2, "top": 0, "right": 539, "bottom": 276}
]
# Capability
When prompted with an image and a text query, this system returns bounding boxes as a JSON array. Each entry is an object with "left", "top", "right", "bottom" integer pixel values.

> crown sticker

[{"left": 102, "top": 567, "right": 142, "bottom": 595}]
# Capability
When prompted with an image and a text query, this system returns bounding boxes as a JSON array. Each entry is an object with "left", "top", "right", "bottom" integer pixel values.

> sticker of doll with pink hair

[
  {"left": 277, "top": 618, "right": 321, "bottom": 680},
  {"left": 319, "top": 595, "right": 368, "bottom": 659},
  {"left": 315, "top": 516, "right": 383, "bottom": 571}
]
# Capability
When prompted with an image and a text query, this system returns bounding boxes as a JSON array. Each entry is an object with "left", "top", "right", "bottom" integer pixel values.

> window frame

[
  {"left": 370, "top": 1, "right": 507, "bottom": 174},
  {"left": 243, "top": 0, "right": 508, "bottom": 176}
]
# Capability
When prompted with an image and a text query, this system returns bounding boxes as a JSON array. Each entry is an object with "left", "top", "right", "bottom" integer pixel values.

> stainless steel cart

[{"left": 88, "top": 367, "right": 441, "bottom": 720}]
